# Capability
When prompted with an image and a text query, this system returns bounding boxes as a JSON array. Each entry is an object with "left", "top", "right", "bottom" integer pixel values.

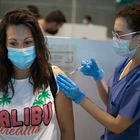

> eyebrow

[
  {"left": 115, "top": 30, "right": 124, "bottom": 34},
  {"left": 7, "top": 36, "right": 33, "bottom": 41},
  {"left": 24, "top": 36, "right": 33, "bottom": 41}
]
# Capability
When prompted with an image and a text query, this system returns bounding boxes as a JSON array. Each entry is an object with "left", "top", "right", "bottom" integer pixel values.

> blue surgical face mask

[
  {"left": 113, "top": 37, "right": 136, "bottom": 58},
  {"left": 7, "top": 46, "right": 36, "bottom": 69}
]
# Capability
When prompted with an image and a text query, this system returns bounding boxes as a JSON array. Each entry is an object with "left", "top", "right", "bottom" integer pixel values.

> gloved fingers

[
  {"left": 91, "top": 58, "right": 96, "bottom": 63},
  {"left": 81, "top": 60, "right": 91, "bottom": 66},
  {"left": 81, "top": 60, "right": 87, "bottom": 65},
  {"left": 57, "top": 74, "right": 72, "bottom": 86},
  {"left": 91, "top": 58, "right": 104, "bottom": 74},
  {"left": 57, "top": 80, "right": 71, "bottom": 92},
  {"left": 58, "top": 83, "right": 66, "bottom": 93},
  {"left": 57, "top": 80, "right": 67, "bottom": 89},
  {"left": 90, "top": 58, "right": 99, "bottom": 69},
  {"left": 57, "top": 76, "right": 73, "bottom": 89},
  {"left": 59, "top": 85, "right": 70, "bottom": 96},
  {"left": 57, "top": 80, "right": 74, "bottom": 97},
  {"left": 81, "top": 60, "right": 92, "bottom": 69},
  {"left": 57, "top": 76, "right": 77, "bottom": 91},
  {"left": 57, "top": 74, "right": 77, "bottom": 87},
  {"left": 80, "top": 67, "right": 89, "bottom": 75},
  {"left": 80, "top": 64, "right": 91, "bottom": 75},
  {"left": 57, "top": 74, "right": 72, "bottom": 83}
]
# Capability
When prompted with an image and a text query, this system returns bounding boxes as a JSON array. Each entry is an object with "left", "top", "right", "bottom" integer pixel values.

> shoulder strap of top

[
  {"left": 49, "top": 66, "right": 58, "bottom": 99},
  {"left": 49, "top": 65, "right": 66, "bottom": 99}
]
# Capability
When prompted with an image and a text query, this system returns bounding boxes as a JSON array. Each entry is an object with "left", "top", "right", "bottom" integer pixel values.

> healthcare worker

[{"left": 57, "top": 3, "right": 140, "bottom": 140}]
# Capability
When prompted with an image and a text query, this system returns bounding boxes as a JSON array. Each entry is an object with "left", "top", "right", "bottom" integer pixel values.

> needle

[{"left": 69, "top": 66, "right": 83, "bottom": 75}]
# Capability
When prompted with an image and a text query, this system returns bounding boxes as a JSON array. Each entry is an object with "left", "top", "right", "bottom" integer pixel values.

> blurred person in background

[
  {"left": 45, "top": 10, "right": 66, "bottom": 36},
  {"left": 26, "top": 5, "right": 46, "bottom": 33},
  {"left": 82, "top": 15, "right": 93, "bottom": 25}
]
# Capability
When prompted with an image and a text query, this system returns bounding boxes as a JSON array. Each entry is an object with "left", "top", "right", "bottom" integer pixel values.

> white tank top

[{"left": 0, "top": 75, "right": 59, "bottom": 140}]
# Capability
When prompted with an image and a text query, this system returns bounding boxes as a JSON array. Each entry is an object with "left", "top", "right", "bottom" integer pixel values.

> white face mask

[{"left": 113, "top": 37, "right": 136, "bottom": 58}]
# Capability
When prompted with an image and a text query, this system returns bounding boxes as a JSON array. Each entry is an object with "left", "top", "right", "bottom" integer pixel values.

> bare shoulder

[
  {"left": 52, "top": 65, "right": 66, "bottom": 76},
  {"left": 51, "top": 65, "right": 66, "bottom": 96}
]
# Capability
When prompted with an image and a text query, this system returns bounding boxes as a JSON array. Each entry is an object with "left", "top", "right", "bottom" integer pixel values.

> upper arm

[
  {"left": 52, "top": 65, "right": 75, "bottom": 138},
  {"left": 55, "top": 91, "right": 75, "bottom": 138}
]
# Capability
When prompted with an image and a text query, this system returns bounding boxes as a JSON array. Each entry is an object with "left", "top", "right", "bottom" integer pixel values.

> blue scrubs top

[{"left": 101, "top": 57, "right": 140, "bottom": 140}]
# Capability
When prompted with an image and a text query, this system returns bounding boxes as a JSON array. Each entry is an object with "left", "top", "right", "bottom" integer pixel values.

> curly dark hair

[
  {"left": 116, "top": 3, "right": 140, "bottom": 32},
  {"left": 0, "top": 9, "right": 52, "bottom": 98}
]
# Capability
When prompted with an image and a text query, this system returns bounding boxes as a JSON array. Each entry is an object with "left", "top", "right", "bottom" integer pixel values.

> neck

[
  {"left": 14, "top": 67, "right": 30, "bottom": 79},
  {"left": 132, "top": 50, "right": 140, "bottom": 66}
]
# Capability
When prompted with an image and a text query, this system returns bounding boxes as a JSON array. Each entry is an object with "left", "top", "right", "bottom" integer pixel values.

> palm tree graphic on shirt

[
  {"left": 0, "top": 94, "right": 12, "bottom": 106},
  {"left": 33, "top": 90, "right": 51, "bottom": 106}
]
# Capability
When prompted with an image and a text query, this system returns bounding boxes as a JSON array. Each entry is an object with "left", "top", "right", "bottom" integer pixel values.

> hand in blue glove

[
  {"left": 56, "top": 74, "right": 85, "bottom": 104},
  {"left": 80, "top": 58, "right": 104, "bottom": 80}
]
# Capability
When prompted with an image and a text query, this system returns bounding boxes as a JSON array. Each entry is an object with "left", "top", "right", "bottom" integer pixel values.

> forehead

[
  {"left": 6, "top": 25, "right": 33, "bottom": 39},
  {"left": 114, "top": 17, "right": 131, "bottom": 32}
]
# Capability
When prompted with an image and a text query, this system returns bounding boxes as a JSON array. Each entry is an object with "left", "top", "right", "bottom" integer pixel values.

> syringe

[{"left": 69, "top": 66, "right": 83, "bottom": 75}]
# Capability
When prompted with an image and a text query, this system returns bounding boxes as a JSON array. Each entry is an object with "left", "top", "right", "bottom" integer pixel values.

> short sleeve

[
  {"left": 107, "top": 75, "right": 114, "bottom": 88},
  {"left": 119, "top": 81, "right": 140, "bottom": 122}
]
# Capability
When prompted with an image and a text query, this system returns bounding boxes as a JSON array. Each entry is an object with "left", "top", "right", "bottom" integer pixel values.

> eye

[
  {"left": 24, "top": 40, "right": 34, "bottom": 47},
  {"left": 8, "top": 41, "right": 17, "bottom": 47}
]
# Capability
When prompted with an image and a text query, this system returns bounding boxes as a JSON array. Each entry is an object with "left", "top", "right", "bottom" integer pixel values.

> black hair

[
  {"left": 45, "top": 10, "right": 66, "bottom": 24},
  {"left": 116, "top": 3, "right": 140, "bottom": 31},
  {"left": 26, "top": 5, "right": 41, "bottom": 19}
]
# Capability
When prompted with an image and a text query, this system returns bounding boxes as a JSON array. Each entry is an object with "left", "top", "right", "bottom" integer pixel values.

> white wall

[
  {"left": 47, "top": 37, "right": 123, "bottom": 140},
  {"left": 57, "top": 23, "right": 108, "bottom": 40}
]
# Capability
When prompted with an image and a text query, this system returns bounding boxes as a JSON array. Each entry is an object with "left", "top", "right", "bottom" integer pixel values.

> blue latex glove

[
  {"left": 80, "top": 58, "right": 104, "bottom": 80},
  {"left": 56, "top": 74, "right": 85, "bottom": 104}
]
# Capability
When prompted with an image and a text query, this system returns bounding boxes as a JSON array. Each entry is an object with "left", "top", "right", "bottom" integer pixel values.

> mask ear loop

[
  {"left": 130, "top": 32, "right": 140, "bottom": 50},
  {"left": 131, "top": 31, "right": 140, "bottom": 38}
]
